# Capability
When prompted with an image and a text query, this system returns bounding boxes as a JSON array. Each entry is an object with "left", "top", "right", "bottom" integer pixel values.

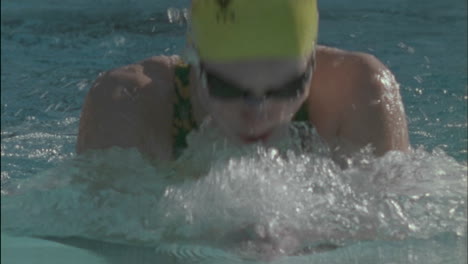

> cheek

[{"left": 210, "top": 101, "right": 243, "bottom": 122}]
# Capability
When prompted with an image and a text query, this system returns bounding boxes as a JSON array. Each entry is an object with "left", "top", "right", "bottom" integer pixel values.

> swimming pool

[{"left": 1, "top": 0, "right": 467, "bottom": 263}]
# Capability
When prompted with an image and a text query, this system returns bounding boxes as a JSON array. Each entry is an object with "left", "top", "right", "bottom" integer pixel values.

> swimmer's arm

[
  {"left": 76, "top": 56, "right": 179, "bottom": 160},
  {"left": 336, "top": 53, "right": 410, "bottom": 156}
]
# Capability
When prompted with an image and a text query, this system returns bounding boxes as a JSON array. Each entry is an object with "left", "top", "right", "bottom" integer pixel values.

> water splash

[
  {"left": 167, "top": 8, "right": 189, "bottom": 25},
  {"left": 1, "top": 122, "right": 466, "bottom": 259}
]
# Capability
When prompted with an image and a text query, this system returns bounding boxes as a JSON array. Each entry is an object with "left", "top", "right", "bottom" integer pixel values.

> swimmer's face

[{"left": 196, "top": 57, "right": 314, "bottom": 144}]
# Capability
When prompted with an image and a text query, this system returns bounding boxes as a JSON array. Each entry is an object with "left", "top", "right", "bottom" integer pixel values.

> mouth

[{"left": 239, "top": 130, "right": 273, "bottom": 144}]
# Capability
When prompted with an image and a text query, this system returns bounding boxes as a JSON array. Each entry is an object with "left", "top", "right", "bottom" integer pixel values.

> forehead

[{"left": 202, "top": 58, "right": 310, "bottom": 89}]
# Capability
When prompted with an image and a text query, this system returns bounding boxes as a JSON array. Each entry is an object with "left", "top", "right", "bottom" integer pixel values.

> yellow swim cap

[{"left": 190, "top": 0, "right": 319, "bottom": 62}]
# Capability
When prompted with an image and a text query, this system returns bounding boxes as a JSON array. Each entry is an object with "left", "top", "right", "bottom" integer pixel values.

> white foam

[{"left": 1, "top": 122, "right": 466, "bottom": 256}]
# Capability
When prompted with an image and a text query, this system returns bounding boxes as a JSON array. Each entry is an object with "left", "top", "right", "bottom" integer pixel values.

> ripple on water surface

[{"left": 1, "top": 122, "right": 467, "bottom": 262}]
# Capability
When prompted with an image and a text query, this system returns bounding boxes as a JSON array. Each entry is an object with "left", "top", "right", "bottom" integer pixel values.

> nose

[
  {"left": 243, "top": 95, "right": 265, "bottom": 107},
  {"left": 240, "top": 100, "right": 267, "bottom": 123}
]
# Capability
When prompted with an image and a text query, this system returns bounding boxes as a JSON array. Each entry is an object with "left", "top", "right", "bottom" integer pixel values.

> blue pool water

[{"left": 1, "top": 0, "right": 467, "bottom": 263}]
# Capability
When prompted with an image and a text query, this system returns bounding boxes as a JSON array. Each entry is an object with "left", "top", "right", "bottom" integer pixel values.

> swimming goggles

[{"left": 199, "top": 57, "right": 315, "bottom": 102}]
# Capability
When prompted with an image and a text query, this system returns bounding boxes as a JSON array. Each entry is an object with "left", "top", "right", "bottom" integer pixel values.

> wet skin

[
  {"left": 76, "top": 45, "right": 410, "bottom": 161},
  {"left": 62, "top": 45, "right": 411, "bottom": 259}
]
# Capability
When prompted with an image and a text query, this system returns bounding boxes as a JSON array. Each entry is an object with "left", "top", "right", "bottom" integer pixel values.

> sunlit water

[{"left": 1, "top": 0, "right": 467, "bottom": 263}]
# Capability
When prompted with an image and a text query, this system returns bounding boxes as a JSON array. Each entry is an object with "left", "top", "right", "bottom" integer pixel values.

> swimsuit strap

[
  {"left": 292, "top": 102, "right": 314, "bottom": 152},
  {"left": 172, "top": 62, "right": 198, "bottom": 158},
  {"left": 293, "top": 102, "right": 309, "bottom": 122}
]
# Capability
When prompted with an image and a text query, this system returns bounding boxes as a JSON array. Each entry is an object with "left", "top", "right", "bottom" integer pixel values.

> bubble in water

[{"left": 1, "top": 122, "right": 466, "bottom": 259}]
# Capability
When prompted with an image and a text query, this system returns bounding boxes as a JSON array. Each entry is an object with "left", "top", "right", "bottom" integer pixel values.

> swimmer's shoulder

[
  {"left": 315, "top": 45, "right": 391, "bottom": 90},
  {"left": 310, "top": 46, "right": 408, "bottom": 156},
  {"left": 314, "top": 45, "right": 397, "bottom": 105},
  {"left": 88, "top": 55, "right": 183, "bottom": 99},
  {"left": 316, "top": 45, "right": 386, "bottom": 74},
  {"left": 77, "top": 55, "right": 184, "bottom": 159},
  {"left": 82, "top": 55, "right": 185, "bottom": 117}
]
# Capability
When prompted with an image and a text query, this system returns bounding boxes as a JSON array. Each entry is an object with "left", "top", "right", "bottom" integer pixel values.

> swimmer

[{"left": 76, "top": 0, "right": 409, "bottom": 162}]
